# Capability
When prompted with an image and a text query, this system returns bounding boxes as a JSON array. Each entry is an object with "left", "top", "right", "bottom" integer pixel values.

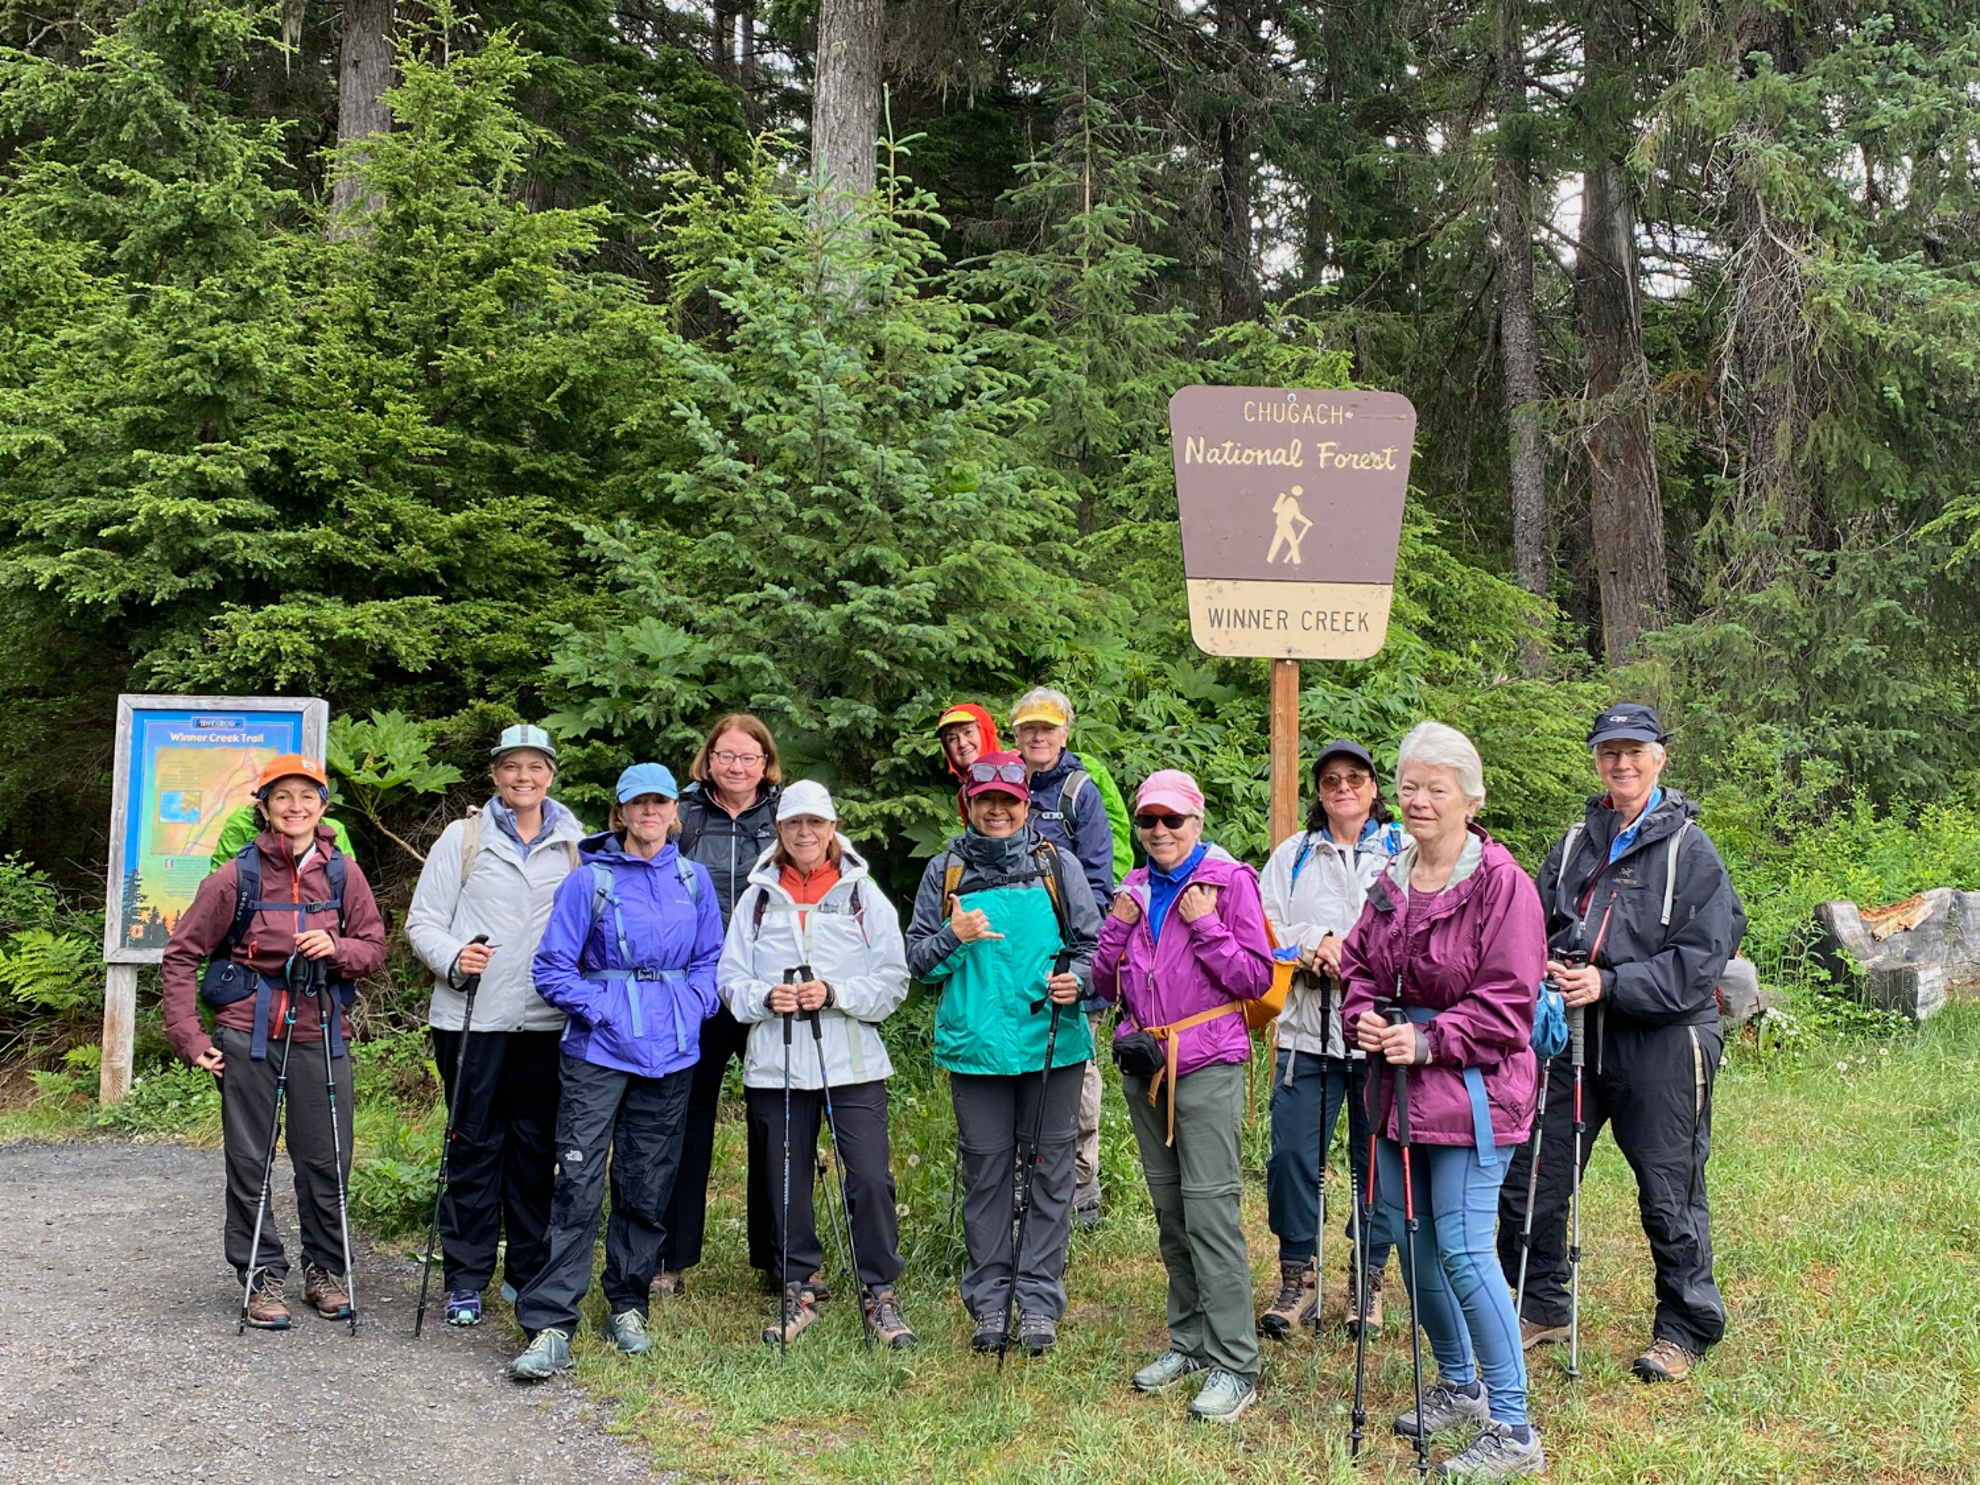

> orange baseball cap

[{"left": 255, "top": 752, "right": 328, "bottom": 796}]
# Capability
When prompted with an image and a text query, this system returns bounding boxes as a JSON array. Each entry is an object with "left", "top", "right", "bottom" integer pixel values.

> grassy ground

[
  {"left": 560, "top": 1005, "right": 1980, "bottom": 1485},
  {"left": 8, "top": 1004, "right": 1978, "bottom": 1483}
]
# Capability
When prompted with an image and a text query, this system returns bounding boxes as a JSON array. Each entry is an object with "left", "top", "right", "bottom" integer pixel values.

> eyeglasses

[
  {"left": 711, "top": 749, "right": 765, "bottom": 767},
  {"left": 1134, "top": 812, "right": 1190, "bottom": 831},
  {"left": 967, "top": 760, "right": 1029, "bottom": 787},
  {"left": 1319, "top": 771, "right": 1373, "bottom": 790}
]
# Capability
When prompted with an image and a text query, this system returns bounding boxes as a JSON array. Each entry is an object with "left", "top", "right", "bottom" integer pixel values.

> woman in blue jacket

[{"left": 507, "top": 764, "right": 724, "bottom": 1381}]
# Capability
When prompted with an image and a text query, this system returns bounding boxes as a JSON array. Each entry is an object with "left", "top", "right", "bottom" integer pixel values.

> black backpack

[{"left": 198, "top": 841, "right": 356, "bottom": 1060}]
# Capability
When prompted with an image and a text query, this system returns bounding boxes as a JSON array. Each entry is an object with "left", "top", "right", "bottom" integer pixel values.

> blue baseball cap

[{"left": 614, "top": 763, "right": 680, "bottom": 802}]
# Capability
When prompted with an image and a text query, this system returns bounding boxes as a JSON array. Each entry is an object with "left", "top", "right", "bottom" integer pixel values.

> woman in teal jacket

[{"left": 905, "top": 752, "right": 1099, "bottom": 1356}]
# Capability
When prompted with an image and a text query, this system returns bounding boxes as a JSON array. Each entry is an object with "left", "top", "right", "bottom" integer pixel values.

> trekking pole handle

[{"left": 1560, "top": 950, "right": 1588, "bottom": 1065}]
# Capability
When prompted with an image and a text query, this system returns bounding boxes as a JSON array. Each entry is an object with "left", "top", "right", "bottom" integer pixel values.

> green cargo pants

[{"left": 1123, "top": 1061, "right": 1260, "bottom": 1383}]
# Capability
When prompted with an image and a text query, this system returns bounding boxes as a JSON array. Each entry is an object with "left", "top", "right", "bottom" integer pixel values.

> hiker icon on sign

[{"left": 1267, "top": 485, "right": 1313, "bottom": 566}]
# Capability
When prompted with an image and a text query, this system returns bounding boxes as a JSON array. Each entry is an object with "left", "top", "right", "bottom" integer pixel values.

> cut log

[
  {"left": 1810, "top": 889, "right": 1980, "bottom": 1021},
  {"left": 1716, "top": 956, "right": 1777, "bottom": 1028}
]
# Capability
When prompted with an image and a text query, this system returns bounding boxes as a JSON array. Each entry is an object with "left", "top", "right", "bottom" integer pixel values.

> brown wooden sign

[{"left": 1168, "top": 386, "right": 1416, "bottom": 659}]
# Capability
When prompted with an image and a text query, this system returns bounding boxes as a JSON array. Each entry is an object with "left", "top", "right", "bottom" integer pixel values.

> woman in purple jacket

[
  {"left": 1342, "top": 722, "right": 1548, "bottom": 1482},
  {"left": 1093, "top": 770, "right": 1273, "bottom": 1425}
]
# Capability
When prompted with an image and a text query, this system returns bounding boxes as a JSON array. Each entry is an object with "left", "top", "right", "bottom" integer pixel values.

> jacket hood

[
  {"left": 578, "top": 831, "right": 684, "bottom": 868},
  {"left": 939, "top": 703, "right": 1003, "bottom": 782},
  {"left": 952, "top": 821, "right": 1045, "bottom": 872},
  {"left": 744, "top": 833, "right": 873, "bottom": 891},
  {"left": 1582, "top": 786, "right": 1698, "bottom": 851}
]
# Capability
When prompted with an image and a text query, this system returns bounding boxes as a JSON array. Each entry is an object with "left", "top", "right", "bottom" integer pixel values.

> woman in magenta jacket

[
  {"left": 1341, "top": 722, "right": 1548, "bottom": 1481},
  {"left": 1092, "top": 769, "right": 1273, "bottom": 1425}
]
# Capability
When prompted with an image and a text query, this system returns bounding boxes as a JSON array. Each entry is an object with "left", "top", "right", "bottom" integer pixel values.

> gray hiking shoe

[
  {"left": 1437, "top": 1420, "right": 1545, "bottom": 1480},
  {"left": 1395, "top": 1377, "right": 1490, "bottom": 1437},
  {"left": 1017, "top": 1310, "right": 1057, "bottom": 1355},
  {"left": 507, "top": 1326, "right": 572, "bottom": 1381},
  {"left": 606, "top": 1309, "right": 654, "bottom": 1355},
  {"left": 970, "top": 1312, "right": 1008, "bottom": 1354},
  {"left": 1186, "top": 1368, "right": 1257, "bottom": 1423},
  {"left": 1132, "top": 1348, "right": 1208, "bottom": 1392}
]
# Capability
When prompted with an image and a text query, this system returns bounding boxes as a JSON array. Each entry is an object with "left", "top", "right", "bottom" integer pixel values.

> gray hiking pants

[{"left": 951, "top": 1064, "right": 1084, "bottom": 1322}]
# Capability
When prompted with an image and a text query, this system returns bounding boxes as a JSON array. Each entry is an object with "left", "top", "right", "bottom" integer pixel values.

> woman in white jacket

[
  {"left": 719, "top": 781, "right": 915, "bottom": 1350},
  {"left": 1256, "top": 740, "right": 1404, "bottom": 1339},
  {"left": 403, "top": 725, "right": 586, "bottom": 1329}
]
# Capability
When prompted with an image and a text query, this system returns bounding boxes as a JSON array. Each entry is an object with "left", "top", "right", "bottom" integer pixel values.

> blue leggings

[{"left": 1375, "top": 1138, "right": 1528, "bottom": 1427}]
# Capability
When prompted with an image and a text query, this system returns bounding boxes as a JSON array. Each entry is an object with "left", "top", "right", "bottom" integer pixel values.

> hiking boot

[
  {"left": 806, "top": 1269, "right": 832, "bottom": 1303},
  {"left": 243, "top": 1272, "right": 291, "bottom": 1330},
  {"left": 1186, "top": 1369, "right": 1257, "bottom": 1423},
  {"left": 1073, "top": 1198, "right": 1102, "bottom": 1231},
  {"left": 303, "top": 1264, "right": 352, "bottom": 1320},
  {"left": 1132, "top": 1349, "right": 1208, "bottom": 1393},
  {"left": 508, "top": 1327, "right": 572, "bottom": 1381},
  {"left": 863, "top": 1286, "right": 917, "bottom": 1351},
  {"left": 607, "top": 1309, "right": 655, "bottom": 1355},
  {"left": 1258, "top": 1260, "right": 1318, "bottom": 1338},
  {"left": 761, "top": 1284, "right": 819, "bottom": 1346},
  {"left": 1017, "top": 1310, "right": 1057, "bottom": 1355},
  {"left": 1520, "top": 1319, "right": 1569, "bottom": 1350},
  {"left": 1633, "top": 1337, "right": 1698, "bottom": 1383},
  {"left": 1344, "top": 1273, "right": 1384, "bottom": 1335},
  {"left": 445, "top": 1289, "right": 482, "bottom": 1327},
  {"left": 1437, "top": 1420, "right": 1545, "bottom": 1480},
  {"left": 1394, "top": 1377, "right": 1490, "bottom": 1438},
  {"left": 649, "top": 1268, "right": 683, "bottom": 1299},
  {"left": 970, "top": 1312, "right": 1009, "bottom": 1353}
]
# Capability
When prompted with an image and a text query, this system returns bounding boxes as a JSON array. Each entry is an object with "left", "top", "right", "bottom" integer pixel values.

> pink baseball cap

[
  {"left": 961, "top": 751, "right": 1032, "bottom": 802},
  {"left": 1135, "top": 769, "right": 1205, "bottom": 818}
]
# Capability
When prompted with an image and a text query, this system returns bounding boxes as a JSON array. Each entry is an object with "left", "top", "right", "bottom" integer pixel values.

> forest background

[{"left": 3, "top": 0, "right": 1980, "bottom": 1083}]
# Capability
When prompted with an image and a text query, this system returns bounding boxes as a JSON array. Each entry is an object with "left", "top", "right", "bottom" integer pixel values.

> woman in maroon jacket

[
  {"left": 161, "top": 754, "right": 388, "bottom": 1330},
  {"left": 1341, "top": 722, "right": 1548, "bottom": 1482}
]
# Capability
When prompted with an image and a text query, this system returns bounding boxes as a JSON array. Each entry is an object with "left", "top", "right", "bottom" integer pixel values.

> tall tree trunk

[
  {"left": 811, "top": 0, "right": 883, "bottom": 204},
  {"left": 1211, "top": 1, "right": 1261, "bottom": 322},
  {"left": 1722, "top": 2, "right": 1808, "bottom": 587},
  {"left": 331, "top": 0, "right": 394, "bottom": 225},
  {"left": 1578, "top": 0, "right": 1668, "bottom": 664},
  {"left": 1493, "top": 0, "right": 1549, "bottom": 608}
]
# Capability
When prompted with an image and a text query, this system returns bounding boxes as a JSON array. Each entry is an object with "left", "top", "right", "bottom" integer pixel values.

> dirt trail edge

[{"left": 0, "top": 1141, "right": 673, "bottom": 1485}]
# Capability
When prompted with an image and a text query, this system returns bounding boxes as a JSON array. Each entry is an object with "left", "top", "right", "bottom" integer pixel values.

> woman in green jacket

[{"left": 906, "top": 752, "right": 1099, "bottom": 1356}]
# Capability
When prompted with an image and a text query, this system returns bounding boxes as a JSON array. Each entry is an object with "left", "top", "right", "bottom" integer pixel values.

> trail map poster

[{"left": 103, "top": 695, "right": 328, "bottom": 963}]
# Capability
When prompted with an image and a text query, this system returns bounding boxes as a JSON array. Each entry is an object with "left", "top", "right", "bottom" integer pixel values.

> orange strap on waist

[{"left": 1143, "top": 1001, "right": 1244, "bottom": 1146}]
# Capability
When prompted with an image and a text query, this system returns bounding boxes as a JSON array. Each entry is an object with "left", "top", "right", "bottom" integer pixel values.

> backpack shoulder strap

[
  {"left": 752, "top": 885, "right": 771, "bottom": 940},
  {"left": 1556, "top": 822, "right": 1586, "bottom": 899},
  {"left": 1058, "top": 769, "right": 1089, "bottom": 828},
  {"left": 941, "top": 852, "right": 963, "bottom": 915},
  {"left": 325, "top": 847, "right": 348, "bottom": 932},
  {"left": 1034, "top": 840, "right": 1075, "bottom": 948},
  {"left": 222, "top": 844, "right": 261, "bottom": 952},
  {"left": 1661, "top": 820, "right": 1691, "bottom": 927},
  {"left": 459, "top": 811, "right": 483, "bottom": 887},
  {"left": 559, "top": 839, "right": 581, "bottom": 871},
  {"left": 1289, "top": 831, "right": 1317, "bottom": 888},
  {"left": 676, "top": 854, "right": 700, "bottom": 905}
]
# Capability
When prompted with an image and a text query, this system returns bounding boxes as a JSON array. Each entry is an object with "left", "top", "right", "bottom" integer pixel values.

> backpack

[
  {"left": 197, "top": 841, "right": 355, "bottom": 1061},
  {"left": 458, "top": 808, "right": 581, "bottom": 888},
  {"left": 1032, "top": 756, "right": 1134, "bottom": 884}
]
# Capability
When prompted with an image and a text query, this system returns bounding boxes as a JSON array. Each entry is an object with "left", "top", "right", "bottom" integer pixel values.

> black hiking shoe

[{"left": 970, "top": 1312, "right": 1008, "bottom": 1354}]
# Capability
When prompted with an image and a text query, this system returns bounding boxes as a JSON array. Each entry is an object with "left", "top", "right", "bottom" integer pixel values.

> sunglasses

[
  {"left": 1134, "top": 812, "right": 1190, "bottom": 831},
  {"left": 967, "top": 760, "right": 1029, "bottom": 787}
]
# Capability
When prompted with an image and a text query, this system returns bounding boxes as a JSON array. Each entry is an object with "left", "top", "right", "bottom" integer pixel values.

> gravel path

[{"left": 0, "top": 1141, "right": 671, "bottom": 1485}]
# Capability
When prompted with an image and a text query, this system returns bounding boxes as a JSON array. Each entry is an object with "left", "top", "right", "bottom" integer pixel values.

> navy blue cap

[
  {"left": 1312, "top": 739, "right": 1378, "bottom": 781},
  {"left": 1587, "top": 703, "right": 1666, "bottom": 747}
]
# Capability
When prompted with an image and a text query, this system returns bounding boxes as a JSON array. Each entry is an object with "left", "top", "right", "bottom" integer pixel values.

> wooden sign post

[{"left": 1168, "top": 387, "right": 1416, "bottom": 846}]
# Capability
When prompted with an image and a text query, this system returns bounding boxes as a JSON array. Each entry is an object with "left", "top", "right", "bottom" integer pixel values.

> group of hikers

[{"left": 159, "top": 689, "right": 1745, "bottom": 1482}]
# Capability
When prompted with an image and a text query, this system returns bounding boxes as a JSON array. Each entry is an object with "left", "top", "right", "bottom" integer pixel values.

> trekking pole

[
  {"left": 311, "top": 954, "right": 359, "bottom": 1336},
  {"left": 1565, "top": 896, "right": 1615, "bottom": 1382},
  {"left": 1001, "top": 950, "right": 1072, "bottom": 1370},
  {"left": 415, "top": 935, "right": 490, "bottom": 1338},
  {"left": 778, "top": 972, "right": 795, "bottom": 1362},
  {"left": 1348, "top": 1026, "right": 1378, "bottom": 1458},
  {"left": 237, "top": 956, "right": 306, "bottom": 1335},
  {"left": 1512, "top": 1056, "right": 1551, "bottom": 1320},
  {"left": 1384, "top": 992, "right": 1430, "bottom": 1482},
  {"left": 807, "top": 981, "right": 875, "bottom": 1354}
]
